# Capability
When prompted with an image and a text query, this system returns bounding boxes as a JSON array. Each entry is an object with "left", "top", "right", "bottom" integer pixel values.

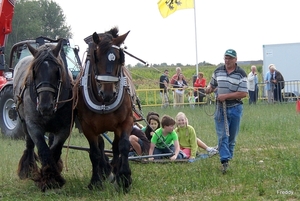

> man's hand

[
  {"left": 217, "top": 94, "right": 227, "bottom": 102},
  {"left": 205, "top": 86, "right": 213, "bottom": 94}
]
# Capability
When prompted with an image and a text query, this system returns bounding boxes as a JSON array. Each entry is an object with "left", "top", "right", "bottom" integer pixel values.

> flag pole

[{"left": 193, "top": 0, "right": 199, "bottom": 75}]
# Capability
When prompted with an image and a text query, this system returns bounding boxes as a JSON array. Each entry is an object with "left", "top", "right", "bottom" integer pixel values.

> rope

[
  {"left": 222, "top": 101, "right": 230, "bottom": 136},
  {"left": 63, "top": 51, "right": 86, "bottom": 171}
]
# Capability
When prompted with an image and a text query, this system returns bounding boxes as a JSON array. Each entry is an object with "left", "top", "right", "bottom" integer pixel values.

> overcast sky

[{"left": 56, "top": 0, "right": 300, "bottom": 66}]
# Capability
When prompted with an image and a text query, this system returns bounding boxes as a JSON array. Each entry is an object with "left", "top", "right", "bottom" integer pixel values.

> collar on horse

[{"left": 81, "top": 57, "right": 130, "bottom": 114}]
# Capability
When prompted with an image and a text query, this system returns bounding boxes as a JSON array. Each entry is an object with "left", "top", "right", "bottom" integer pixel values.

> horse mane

[
  {"left": 93, "top": 27, "right": 120, "bottom": 56},
  {"left": 23, "top": 44, "right": 66, "bottom": 86}
]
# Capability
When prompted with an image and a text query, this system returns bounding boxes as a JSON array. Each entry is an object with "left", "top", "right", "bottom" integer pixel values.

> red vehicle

[
  {"left": 0, "top": 0, "right": 82, "bottom": 138},
  {"left": 0, "top": 0, "right": 15, "bottom": 88}
]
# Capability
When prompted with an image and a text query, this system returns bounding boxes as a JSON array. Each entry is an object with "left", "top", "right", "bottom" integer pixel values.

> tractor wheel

[{"left": 0, "top": 85, "right": 25, "bottom": 139}]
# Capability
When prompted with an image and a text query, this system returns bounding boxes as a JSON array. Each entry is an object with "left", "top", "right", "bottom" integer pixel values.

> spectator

[
  {"left": 265, "top": 64, "right": 275, "bottom": 103},
  {"left": 159, "top": 69, "right": 169, "bottom": 108},
  {"left": 270, "top": 65, "right": 284, "bottom": 102},
  {"left": 175, "top": 112, "right": 218, "bottom": 160},
  {"left": 247, "top": 65, "right": 259, "bottom": 104},
  {"left": 129, "top": 127, "right": 150, "bottom": 156},
  {"left": 148, "top": 115, "right": 184, "bottom": 160},
  {"left": 170, "top": 67, "right": 186, "bottom": 107},
  {"left": 205, "top": 49, "right": 248, "bottom": 174},
  {"left": 142, "top": 114, "right": 161, "bottom": 141},
  {"left": 194, "top": 72, "right": 206, "bottom": 103},
  {"left": 173, "top": 73, "right": 188, "bottom": 107}
]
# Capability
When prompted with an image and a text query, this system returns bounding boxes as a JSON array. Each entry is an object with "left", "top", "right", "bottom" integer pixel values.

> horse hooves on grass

[
  {"left": 34, "top": 173, "right": 66, "bottom": 192},
  {"left": 107, "top": 173, "right": 115, "bottom": 183},
  {"left": 37, "top": 179, "right": 66, "bottom": 192},
  {"left": 113, "top": 180, "right": 132, "bottom": 194},
  {"left": 88, "top": 181, "right": 104, "bottom": 190}
]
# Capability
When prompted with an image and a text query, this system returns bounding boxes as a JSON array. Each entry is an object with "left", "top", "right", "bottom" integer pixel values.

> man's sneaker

[
  {"left": 207, "top": 148, "right": 218, "bottom": 157},
  {"left": 222, "top": 162, "right": 229, "bottom": 174}
]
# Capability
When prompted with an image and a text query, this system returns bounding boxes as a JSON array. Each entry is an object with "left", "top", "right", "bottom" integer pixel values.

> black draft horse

[
  {"left": 14, "top": 40, "right": 73, "bottom": 191},
  {"left": 76, "top": 27, "right": 134, "bottom": 192}
]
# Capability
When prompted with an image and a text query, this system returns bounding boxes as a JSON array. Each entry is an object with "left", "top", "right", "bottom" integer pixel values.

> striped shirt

[{"left": 210, "top": 65, "right": 248, "bottom": 95}]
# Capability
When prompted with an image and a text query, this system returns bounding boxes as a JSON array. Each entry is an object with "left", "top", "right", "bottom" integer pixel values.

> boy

[{"left": 148, "top": 115, "right": 183, "bottom": 160}]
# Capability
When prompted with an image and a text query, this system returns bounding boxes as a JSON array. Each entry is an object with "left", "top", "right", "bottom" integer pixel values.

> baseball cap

[{"left": 224, "top": 49, "right": 237, "bottom": 58}]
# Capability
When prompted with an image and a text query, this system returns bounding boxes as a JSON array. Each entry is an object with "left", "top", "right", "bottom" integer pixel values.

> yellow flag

[{"left": 158, "top": 0, "right": 194, "bottom": 18}]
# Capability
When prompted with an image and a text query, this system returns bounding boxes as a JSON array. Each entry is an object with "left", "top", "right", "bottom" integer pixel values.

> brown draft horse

[
  {"left": 14, "top": 40, "right": 73, "bottom": 192},
  {"left": 76, "top": 27, "right": 134, "bottom": 192}
]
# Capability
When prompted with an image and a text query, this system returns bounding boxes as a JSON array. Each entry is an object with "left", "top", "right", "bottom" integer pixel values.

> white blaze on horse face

[{"left": 108, "top": 53, "right": 116, "bottom": 61}]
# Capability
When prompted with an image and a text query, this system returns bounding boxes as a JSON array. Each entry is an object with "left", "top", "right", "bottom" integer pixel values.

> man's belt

[{"left": 218, "top": 99, "right": 242, "bottom": 107}]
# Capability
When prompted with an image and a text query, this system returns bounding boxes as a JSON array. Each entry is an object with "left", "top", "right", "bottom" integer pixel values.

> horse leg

[
  {"left": 32, "top": 133, "right": 66, "bottom": 192},
  {"left": 49, "top": 129, "right": 70, "bottom": 174},
  {"left": 113, "top": 131, "right": 132, "bottom": 193},
  {"left": 47, "top": 133, "right": 64, "bottom": 172},
  {"left": 97, "top": 135, "right": 113, "bottom": 181},
  {"left": 86, "top": 134, "right": 110, "bottom": 190},
  {"left": 17, "top": 133, "right": 39, "bottom": 180}
]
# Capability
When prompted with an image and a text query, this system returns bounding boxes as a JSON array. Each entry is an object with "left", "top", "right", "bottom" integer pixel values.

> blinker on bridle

[
  {"left": 94, "top": 44, "right": 124, "bottom": 83},
  {"left": 34, "top": 60, "right": 63, "bottom": 112}
]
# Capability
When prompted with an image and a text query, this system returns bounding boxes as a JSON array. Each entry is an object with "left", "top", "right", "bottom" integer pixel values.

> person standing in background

[
  {"left": 159, "top": 69, "right": 169, "bottom": 108},
  {"left": 173, "top": 73, "right": 188, "bottom": 107},
  {"left": 247, "top": 65, "right": 259, "bottom": 104},
  {"left": 265, "top": 64, "right": 275, "bottom": 103},
  {"left": 270, "top": 65, "right": 285, "bottom": 102},
  {"left": 194, "top": 72, "right": 206, "bottom": 103},
  {"left": 170, "top": 67, "right": 185, "bottom": 107},
  {"left": 205, "top": 49, "right": 248, "bottom": 174}
]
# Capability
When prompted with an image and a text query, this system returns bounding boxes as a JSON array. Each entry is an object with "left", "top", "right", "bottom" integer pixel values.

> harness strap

[
  {"left": 36, "top": 86, "right": 56, "bottom": 93},
  {"left": 95, "top": 75, "right": 119, "bottom": 82}
]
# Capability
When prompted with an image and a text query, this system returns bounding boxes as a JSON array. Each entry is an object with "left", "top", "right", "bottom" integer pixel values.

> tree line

[{"left": 5, "top": 0, "right": 71, "bottom": 63}]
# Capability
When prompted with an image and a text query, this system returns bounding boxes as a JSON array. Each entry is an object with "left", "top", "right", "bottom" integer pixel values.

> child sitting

[
  {"left": 148, "top": 115, "right": 184, "bottom": 160},
  {"left": 142, "top": 114, "right": 161, "bottom": 141},
  {"left": 175, "top": 112, "right": 218, "bottom": 159}
]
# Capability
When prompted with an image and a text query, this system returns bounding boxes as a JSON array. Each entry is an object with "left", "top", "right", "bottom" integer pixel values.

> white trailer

[{"left": 262, "top": 42, "right": 300, "bottom": 100}]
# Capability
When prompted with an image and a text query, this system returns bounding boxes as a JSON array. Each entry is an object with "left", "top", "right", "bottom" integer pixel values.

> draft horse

[
  {"left": 14, "top": 40, "right": 74, "bottom": 191},
  {"left": 76, "top": 27, "right": 134, "bottom": 192}
]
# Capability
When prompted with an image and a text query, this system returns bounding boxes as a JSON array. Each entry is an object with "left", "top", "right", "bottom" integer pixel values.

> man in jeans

[
  {"left": 205, "top": 49, "right": 248, "bottom": 173},
  {"left": 159, "top": 69, "right": 170, "bottom": 108}
]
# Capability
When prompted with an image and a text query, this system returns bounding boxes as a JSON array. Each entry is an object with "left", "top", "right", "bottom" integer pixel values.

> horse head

[
  {"left": 27, "top": 39, "right": 65, "bottom": 116},
  {"left": 91, "top": 27, "right": 130, "bottom": 102}
]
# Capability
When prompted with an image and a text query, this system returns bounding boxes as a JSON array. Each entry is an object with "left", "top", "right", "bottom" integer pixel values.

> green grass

[{"left": 1, "top": 103, "right": 299, "bottom": 200}]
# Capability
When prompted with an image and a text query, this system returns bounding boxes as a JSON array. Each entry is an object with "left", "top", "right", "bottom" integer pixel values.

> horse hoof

[
  {"left": 35, "top": 174, "right": 66, "bottom": 192},
  {"left": 113, "top": 180, "right": 131, "bottom": 194},
  {"left": 88, "top": 182, "right": 103, "bottom": 190},
  {"left": 107, "top": 173, "right": 115, "bottom": 183}
]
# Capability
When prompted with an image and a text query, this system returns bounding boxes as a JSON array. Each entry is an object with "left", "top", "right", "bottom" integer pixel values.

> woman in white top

[{"left": 173, "top": 73, "right": 188, "bottom": 107}]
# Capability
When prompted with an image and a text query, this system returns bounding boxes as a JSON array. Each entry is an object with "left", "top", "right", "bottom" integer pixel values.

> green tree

[{"left": 5, "top": 0, "right": 72, "bottom": 61}]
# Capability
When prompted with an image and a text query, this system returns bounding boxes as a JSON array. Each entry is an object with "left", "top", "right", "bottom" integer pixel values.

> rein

[{"left": 124, "top": 49, "right": 149, "bottom": 66}]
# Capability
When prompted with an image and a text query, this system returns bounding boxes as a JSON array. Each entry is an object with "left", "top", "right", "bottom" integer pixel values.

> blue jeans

[
  {"left": 214, "top": 104, "right": 243, "bottom": 163},
  {"left": 153, "top": 145, "right": 183, "bottom": 159}
]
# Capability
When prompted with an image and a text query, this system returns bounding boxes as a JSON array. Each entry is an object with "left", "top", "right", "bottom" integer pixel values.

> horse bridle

[
  {"left": 33, "top": 58, "right": 63, "bottom": 112},
  {"left": 94, "top": 45, "right": 124, "bottom": 83}
]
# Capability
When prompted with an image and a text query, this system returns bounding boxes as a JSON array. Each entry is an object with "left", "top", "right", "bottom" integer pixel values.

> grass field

[{"left": 0, "top": 102, "right": 299, "bottom": 200}]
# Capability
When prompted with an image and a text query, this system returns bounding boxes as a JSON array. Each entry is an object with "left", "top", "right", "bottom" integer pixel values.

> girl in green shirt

[{"left": 175, "top": 112, "right": 218, "bottom": 159}]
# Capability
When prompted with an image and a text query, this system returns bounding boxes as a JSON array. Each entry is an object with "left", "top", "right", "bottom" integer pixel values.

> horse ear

[
  {"left": 92, "top": 32, "right": 100, "bottom": 44},
  {"left": 27, "top": 43, "right": 37, "bottom": 56},
  {"left": 52, "top": 39, "right": 63, "bottom": 57},
  {"left": 113, "top": 31, "right": 130, "bottom": 46}
]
